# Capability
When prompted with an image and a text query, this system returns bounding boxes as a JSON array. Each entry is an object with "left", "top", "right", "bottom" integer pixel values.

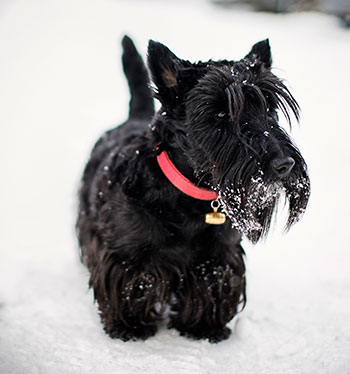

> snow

[{"left": 1, "top": 0, "right": 350, "bottom": 373}]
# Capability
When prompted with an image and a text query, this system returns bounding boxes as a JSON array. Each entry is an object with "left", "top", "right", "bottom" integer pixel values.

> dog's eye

[{"left": 217, "top": 111, "right": 226, "bottom": 118}]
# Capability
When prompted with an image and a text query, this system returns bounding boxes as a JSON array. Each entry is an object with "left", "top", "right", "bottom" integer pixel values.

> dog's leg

[
  {"left": 169, "top": 244, "right": 246, "bottom": 343},
  {"left": 91, "top": 257, "right": 170, "bottom": 342}
]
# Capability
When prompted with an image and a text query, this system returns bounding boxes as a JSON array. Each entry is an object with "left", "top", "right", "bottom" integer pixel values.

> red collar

[{"left": 156, "top": 149, "right": 218, "bottom": 201}]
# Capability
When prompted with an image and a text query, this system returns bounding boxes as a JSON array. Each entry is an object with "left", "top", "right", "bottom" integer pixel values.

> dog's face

[{"left": 148, "top": 40, "right": 310, "bottom": 242}]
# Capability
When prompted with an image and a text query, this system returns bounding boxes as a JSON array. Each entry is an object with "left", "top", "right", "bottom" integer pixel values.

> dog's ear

[
  {"left": 147, "top": 40, "right": 208, "bottom": 105},
  {"left": 147, "top": 40, "right": 189, "bottom": 105},
  {"left": 147, "top": 41, "right": 181, "bottom": 89},
  {"left": 245, "top": 39, "right": 272, "bottom": 68}
]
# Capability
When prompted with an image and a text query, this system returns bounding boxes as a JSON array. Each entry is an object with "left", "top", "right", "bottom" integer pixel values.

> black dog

[{"left": 76, "top": 36, "right": 310, "bottom": 343}]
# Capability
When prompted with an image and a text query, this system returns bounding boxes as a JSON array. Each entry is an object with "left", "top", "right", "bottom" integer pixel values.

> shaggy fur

[{"left": 76, "top": 35, "right": 310, "bottom": 343}]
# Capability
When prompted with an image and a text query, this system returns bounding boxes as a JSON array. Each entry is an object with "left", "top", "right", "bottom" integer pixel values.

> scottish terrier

[{"left": 76, "top": 35, "right": 310, "bottom": 343}]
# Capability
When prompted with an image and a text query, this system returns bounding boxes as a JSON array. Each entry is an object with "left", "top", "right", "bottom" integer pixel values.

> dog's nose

[{"left": 271, "top": 157, "right": 295, "bottom": 178}]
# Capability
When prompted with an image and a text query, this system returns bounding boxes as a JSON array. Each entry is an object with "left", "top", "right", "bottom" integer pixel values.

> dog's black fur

[{"left": 77, "top": 36, "right": 310, "bottom": 343}]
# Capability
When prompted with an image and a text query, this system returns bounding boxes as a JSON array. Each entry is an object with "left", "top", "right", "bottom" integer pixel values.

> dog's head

[{"left": 147, "top": 40, "right": 310, "bottom": 242}]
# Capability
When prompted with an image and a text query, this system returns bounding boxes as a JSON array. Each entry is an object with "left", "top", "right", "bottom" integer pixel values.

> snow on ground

[{"left": 1, "top": 0, "right": 350, "bottom": 373}]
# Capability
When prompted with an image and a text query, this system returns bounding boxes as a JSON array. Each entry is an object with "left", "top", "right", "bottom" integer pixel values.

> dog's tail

[{"left": 122, "top": 35, "right": 154, "bottom": 119}]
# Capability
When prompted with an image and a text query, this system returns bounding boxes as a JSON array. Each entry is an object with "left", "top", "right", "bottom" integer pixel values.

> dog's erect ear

[
  {"left": 147, "top": 40, "right": 208, "bottom": 105},
  {"left": 147, "top": 40, "right": 182, "bottom": 89},
  {"left": 245, "top": 39, "right": 272, "bottom": 68},
  {"left": 147, "top": 40, "right": 190, "bottom": 104}
]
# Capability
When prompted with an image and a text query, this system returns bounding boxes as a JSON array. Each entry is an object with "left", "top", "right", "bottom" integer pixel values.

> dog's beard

[{"left": 216, "top": 170, "right": 310, "bottom": 243}]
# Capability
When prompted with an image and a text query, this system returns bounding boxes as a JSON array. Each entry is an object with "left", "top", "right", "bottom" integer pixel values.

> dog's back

[
  {"left": 77, "top": 36, "right": 154, "bottom": 262},
  {"left": 77, "top": 36, "right": 153, "bottom": 208}
]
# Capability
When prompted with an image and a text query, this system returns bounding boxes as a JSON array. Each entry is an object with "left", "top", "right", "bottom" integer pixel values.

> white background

[{"left": 1, "top": 0, "right": 350, "bottom": 373}]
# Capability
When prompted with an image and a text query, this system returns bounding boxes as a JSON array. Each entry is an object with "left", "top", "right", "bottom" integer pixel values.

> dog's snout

[{"left": 271, "top": 157, "right": 295, "bottom": 178}]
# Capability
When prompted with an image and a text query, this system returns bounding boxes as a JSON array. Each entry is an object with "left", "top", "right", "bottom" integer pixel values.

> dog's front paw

[
  {"left": 105, "top": 320, "right": 157, "bottom": 342},
  {"left": 189, "top": 326, "right": 232, "bottom": 343},
  {"left": 169, "top": 321, "right": 231, "bottom": 343},
  {"left": 205, "top": 326, "right": 232, "bottom": 343}
]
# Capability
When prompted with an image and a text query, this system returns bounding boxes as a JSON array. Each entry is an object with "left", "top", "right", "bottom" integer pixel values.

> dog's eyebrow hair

[
  {"left": 258, "top": 78, "right": 300, "bottom": 125},
  {"left": 225, "top": 84, "right": 244, "bottom": 123}
]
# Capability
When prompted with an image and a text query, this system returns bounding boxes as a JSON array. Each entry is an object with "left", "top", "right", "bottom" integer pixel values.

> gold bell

[{"left": 205, "top": 199, "right": 226, "bottom": 225}]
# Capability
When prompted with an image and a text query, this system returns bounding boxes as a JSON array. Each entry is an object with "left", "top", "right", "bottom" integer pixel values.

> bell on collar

[{"left": 205, "top": 199, "right": 226, "bottom": 225}]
